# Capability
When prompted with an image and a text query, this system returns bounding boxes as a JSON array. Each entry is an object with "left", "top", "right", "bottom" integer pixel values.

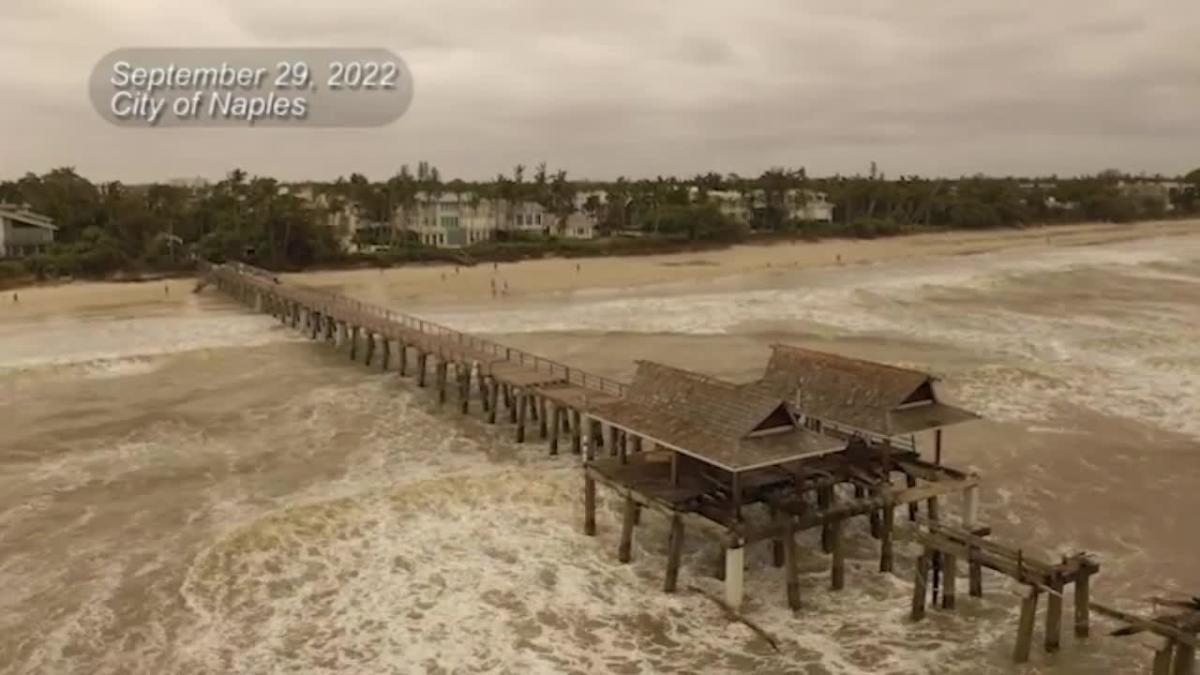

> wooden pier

[{"left": 201, "top": 260, "right": 1193, "bottom": 674}]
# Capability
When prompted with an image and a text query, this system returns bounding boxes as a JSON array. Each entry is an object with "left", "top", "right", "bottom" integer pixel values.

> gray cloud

[{"left": 0, "top": 0, "right": 1197, "bottom": 182}]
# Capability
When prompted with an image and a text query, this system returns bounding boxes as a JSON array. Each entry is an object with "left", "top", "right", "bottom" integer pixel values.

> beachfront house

[{"left": 0, "top": 205, "right": 56, "bottom": 258}]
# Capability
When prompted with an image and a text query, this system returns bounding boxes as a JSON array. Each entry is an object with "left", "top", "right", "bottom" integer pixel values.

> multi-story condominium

[{"left": 691, "top": 188, "right": 834, "bottom": 225}]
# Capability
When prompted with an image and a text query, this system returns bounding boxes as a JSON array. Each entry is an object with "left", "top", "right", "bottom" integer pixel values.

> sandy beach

[{"left": 4, "top": 219, "right": 1196, "bottom": 320}]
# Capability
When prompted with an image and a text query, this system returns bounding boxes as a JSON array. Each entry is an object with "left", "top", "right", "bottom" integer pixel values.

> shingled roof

[
  {"left": 750, "top": 345, "right": 979, "bottom": 437},
  {"left": 589, "top": 361, "right": 842, "bottom": 472}
]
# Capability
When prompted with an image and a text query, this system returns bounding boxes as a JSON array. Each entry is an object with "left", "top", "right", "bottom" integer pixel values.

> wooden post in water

[
  {"left": 364, "top": 333, "right": 375, "bottom": 366},
  {"left": 1154, "top": 641, "right": 1176, "bottom": 675},
  {"left": 911, "top": 550, "right": 931, "bottom": 621},
  {"left": 664, "top": 514, "right": 684, "bottom": 592},
  {"left": 349, "top": 326, "right": 359, "bottom": 360},
  {"left": 398, "top": 342, "right": 408, "bottom": 375},
  {"left": 969, "top": 553, "right": 984, "bottom": 598},
  {"left": 819, "top": 485, "right": 835, "bottom": 554},
  {"left": 488, "top": 379, "right": 499, "bottom": 424},
  {"left": 436, "top": 360, "right": 448, "bottom": 405},
  {"left": 571, "top": 410, "right": 582, "bottom": 454},
  {"left": 618, "top": 496, "right": 637, "bottom": 563},
  {"left": 880, "top": 497, "right": 895, "bottom": 573},
  {"left": 1173, "top": 643, "right": 1195, "bottom": 675},
  {"left": 607, "top": 425, "right": 619, "bottom": 458},
  {"left": 515, "top": 390, "right": 527, "bottom": 442},
  {"left": 830, "top": 518, "right": 845, "bottom": 590},
  {"left": 1013, "top": 586, "right": 1040, "bottom": 664},
  {"left": 1045, "top": 580, "right": 1063, "bottom": 653},
  {"left": 417, "top": 352, "right": 428, "bottom": 387},
  {"left": 942, "top": 553, "right": 957, "bottom": 609},
  {"left": 538, "top": 397, "right": 548, "bottom": 439},
  {"left": 549, "top": 405, "right": 561, "bottom": 455},
  {"left": 784, "top": 517, "right": 800, "bottom": 610},
  {"left": 769, "top": 507, "right": 784, "bottom": 568},
  {"left": 1074, "top": 571, "right": 1090, "bottom": 637},
  {"left": 459, "top": 364, "right": 471, "bottom": 414},
  {"left": 507, "top": 386, "right": 517, "bottom": 423},
  {"left": 583, "top": 475, "right": 596, "bottom": 536},
  {"left": 906, "top": 474, "right": 919, "bottom": 521},
  {"left": 380, "top": 338, "right": 390, "bottom": 371}
]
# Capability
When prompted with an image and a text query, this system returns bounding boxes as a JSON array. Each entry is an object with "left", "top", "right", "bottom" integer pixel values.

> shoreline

[
  {"left": 1, "top": 218, "right": 1196, "bottom": 318},
  {"left": 3, "top": 217, "right": 1197, "bottom": 296}
]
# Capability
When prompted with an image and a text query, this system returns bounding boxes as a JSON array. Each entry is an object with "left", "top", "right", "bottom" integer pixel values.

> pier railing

[{"left": 208, "top": 261, "right": 629, "bottom": 398}]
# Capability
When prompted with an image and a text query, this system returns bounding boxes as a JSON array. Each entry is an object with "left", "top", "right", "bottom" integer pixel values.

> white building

[
  {"left": 689, "top": 188, "right": 834, "bottom": 225},
  {"left": 0, "top": 205, "right": 56, "bottom": 257}
]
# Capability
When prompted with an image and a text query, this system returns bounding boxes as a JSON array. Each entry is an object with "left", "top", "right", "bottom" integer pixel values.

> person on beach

[
  {"left": 11, "top": 292, "right": 17, "bottom": 303},
  {"left": 576, "top": 263, "right": 581, "bottom": 273},
  {"left": 164, "top": 284, "right": 170, "bottom": 296}
]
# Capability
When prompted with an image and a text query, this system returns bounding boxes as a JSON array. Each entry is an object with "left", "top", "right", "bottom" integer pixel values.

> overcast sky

[{"left": 2, "top": 0, "right": 1199, "bottom": 183}]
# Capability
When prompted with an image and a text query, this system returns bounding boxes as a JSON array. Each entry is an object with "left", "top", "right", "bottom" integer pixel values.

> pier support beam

[
  {"left": 583, "top": 475, "right": 596, "bottom": 536},
  {"left": 830, "top": 519, "right": 845, "bottom": 590},
  {"left": 1013, "top": 587, "right": 1040, "bottom": 664},
  {"left": 549, "top": 405, "right": 561, "bottom": 455},
  {"left": 618, "top": 496, "right": 637, "bottom": 563},
  {"left": 724, "top": 546, "right": 745, "bottom": 611},
  {"left": 380, "top": 338, "right": 390, "bottom": 370},
  {"left": 459, "top": 364, "right": 472, "bottom": 414},
  {"left": 515, "top": 390, "right": 528, "bottom": 442},
  {"left": 571, "top": 410, "right": 582, "bottom": 454},
  {"left": 880, "top": 498, "right": 895, "bottom": 573},
  {"left": 436, "top": 361, "right": 448, "bottom": 405},
  {"left": 1045, "top": 581, "right": 1063, "bottom": 653},
  {"left": 784, "top": 518, "right": 800, "bottom": 610},
  {"left": 912, "top": 549, "right": 931, "bottom": 621},
  {"left": 664, "top": 515, "right": 684, "bottom": 592},
  {"left": 349, "top": 326, "right": 359, "bottom": 361},
  {"left": 487, "top": 379, "right": 499, "bottom": 424},
  {"left": 417, "top": 352, "right": 428, "bottom": 387},
  {"left": 398, "top": 343, "right": 408, "bottom": 375},
  {"left": 364, "top": 333, "right": 375, "bottom": 366},
  {"left": 1074, "top": 571, "right": 1091, "bottom": 638}
]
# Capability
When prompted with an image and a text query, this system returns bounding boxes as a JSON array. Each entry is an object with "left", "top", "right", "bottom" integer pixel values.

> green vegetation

[{"left": 1, "top": 163, "right": 1197, "bottom": 285}]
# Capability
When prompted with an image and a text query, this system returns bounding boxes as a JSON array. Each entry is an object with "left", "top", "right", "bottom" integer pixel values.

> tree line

[{"left": 1, "top": 163, "right": 1197, "bottom": 281}]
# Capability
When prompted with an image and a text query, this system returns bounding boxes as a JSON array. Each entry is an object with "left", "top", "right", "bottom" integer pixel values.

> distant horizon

[{"left": 3, "top": 165, "right": 1195, "bottom": 187}]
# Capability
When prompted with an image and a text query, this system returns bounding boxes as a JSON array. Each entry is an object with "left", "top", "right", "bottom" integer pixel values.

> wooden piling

[
  {"left": 1074, "top": 572, "right": 1090, "bottom": 637},
  {"left": 571, "top": 410, "right": 582, "bottom": 454},
  {"left": 364, "top": 333, "right": 375, "bottom": 365},
  {"left": 487, "top": 379, "right": 499, "bottom": 424},
  {"left": 819, "top": 485, "right": 835, "bottom": 554},
  {"left": 1154, "top": 641, "right": 1175, "bottom": 675},
  {"left": 1013, "top": 587, "right": 1040, "bottom": 664},
  {"left": 618, "top": 496, "right": 636, "bottom": 563},
  {"left": 907, "top": 473, "right": 916, "bottom": 521},
  {"left": 784, "top": 517, "right": 800, "bottom": 610},
  {"left": 436, "top": 361, "right": 448, "bottom": 405},
  {"left": 942, "top": 553, "right": 957, "bottom": 609},
  {"left": 664, "top": 514, "right": 684, "bottom": 593},
  {"left": 398, "top": 343, "right": 408, "bottom": 375},
  {"left": 459, "top": 364, "right": 471, "bottom": 414},
  {"left": 608, "top": 425, "right": 619, "bottom": 458},
  {"left": 1173, "top": 643, "right": 1195, "bottom": 675},
  {"left": 880, "top": 498, "right": 895, "bottom": 573},
  {"left": 1045, "top": 581, "right": 1063, "bottom": 653},
  {"left": 830, "top": 518, "right": 845, "bottom": 590},
  {"left": 583, "top": 475, "right": 596, "bottom": 536},
  {"left": 417, "top": 352, "right": 428, "bottom": 387},
  {"left": 969, "top": 556, "right": 983, "bottom": 598},
  {"left": 349, "top": 326, "right": 359, "bottom": 360},
  {"left": 549, "top": 405, "right": 561, "bottom": 455},
  {"left": 538, "top": 397, "right": 548, "bottom": 439},
  {"left": 769, "top": 507, "right": 784, "bottom": 568},
  {"left": 911, "top": 550, "right": 930, "bottom": 621},
  {"left": 380, "top": 338, "right": 390, "bottom": 370},
  {"left": 515, "top": 390, "right": 527, "bottom": 443}
]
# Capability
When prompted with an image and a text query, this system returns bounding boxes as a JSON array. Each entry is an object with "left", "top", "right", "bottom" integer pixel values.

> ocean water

[{"left": 1, "top": 234, "right": 1198, "bottom": 674}]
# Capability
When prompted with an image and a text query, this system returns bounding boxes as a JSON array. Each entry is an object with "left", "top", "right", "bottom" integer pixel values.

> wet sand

[{"left": 1, "top": 220, "right": 1198, "bottom": 674}]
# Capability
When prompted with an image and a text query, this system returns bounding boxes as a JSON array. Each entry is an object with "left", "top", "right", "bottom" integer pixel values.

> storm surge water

[{"left": 2, "top": 233, "right": 1198, "bottom": 674}]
